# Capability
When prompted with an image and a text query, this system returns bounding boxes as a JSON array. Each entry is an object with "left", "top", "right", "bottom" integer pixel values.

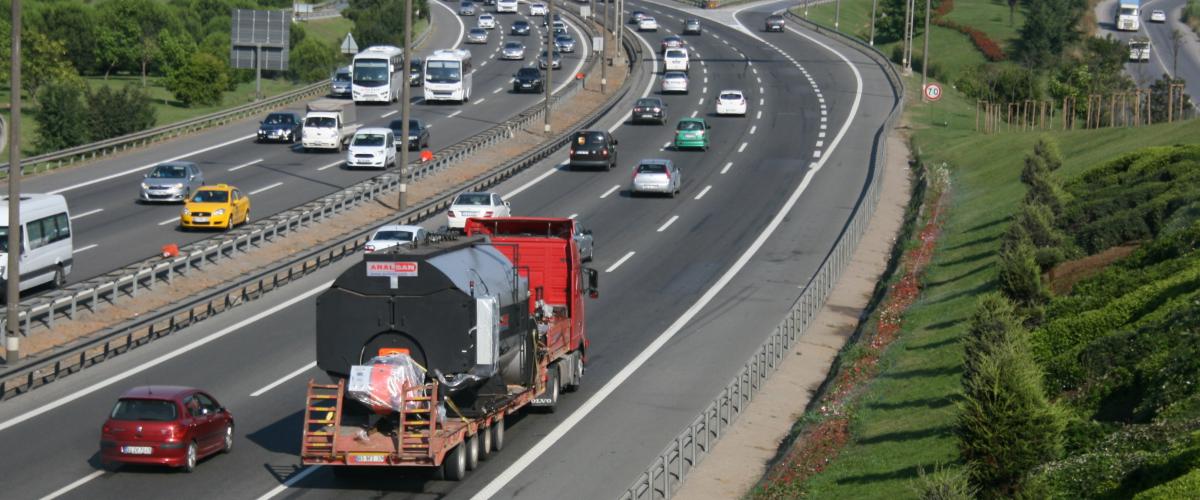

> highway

[
  {"left": 1096, "top": 0, "right": 1200, "bottom": 101},
  {"left": 0, "top": 0, "right": 899, "bottom": 498},
  {"left": 6, "top": 0, "right": 591, "bottom": 289}
]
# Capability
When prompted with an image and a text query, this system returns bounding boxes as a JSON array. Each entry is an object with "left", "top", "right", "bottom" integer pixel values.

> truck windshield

[
  {"left": 110, "top": 399, "right": 178, "bottom": 421},
  {"left": 354, "top": 59, "right": 390, "bottom": 87},
  {"left": 426, "top": 61, "right": 462, "bottom": 83},
  {"left": 1120, "top": 7, "right": 1137, "bottom": 15},
  {"left": 305, "top": 116, "right": 337, "bottom": 128}
]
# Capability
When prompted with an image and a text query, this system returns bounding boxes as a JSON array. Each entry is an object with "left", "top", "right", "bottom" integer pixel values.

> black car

[
  {"left": 632, "top": 97, "right": 667, "bottom": 124},
  {"left": 765, "top": 14, "right": 786, "bottom": 32},
  {"left": 511, "top": 20, "right": 531, "bottom": 35},
  {"left": 513, "top": 67, "right": 544, "bottom": 93},
  {"left": 568, "top": 130, "right": 618, "bottom": 170},
  {"left": 389, "top": 118, "right": 431, "bottom": 151},
  {"left": 629, "top": 11, "right": 646, "bottom": 24},
  {"left": 409, "top": 58, "right": 423, "bottom": 86},
  {"left": 256, "top": 112, "right": 303, "bottom": 143}
]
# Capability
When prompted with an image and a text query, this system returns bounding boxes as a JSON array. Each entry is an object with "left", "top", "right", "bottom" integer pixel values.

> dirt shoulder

[
  {"left": 7, "top": 24, "right": 629, "bottom": 362},
  {"left": 673, "top": 127, "right": 914, "bottom": 499}
]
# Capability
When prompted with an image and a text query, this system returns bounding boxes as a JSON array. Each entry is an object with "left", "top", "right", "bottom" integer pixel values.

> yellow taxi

[{"left": 180, "top": 184, "right": 250, "bottom": 230}]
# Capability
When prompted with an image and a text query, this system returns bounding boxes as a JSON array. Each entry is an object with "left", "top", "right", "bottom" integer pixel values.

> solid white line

[
  {"left": 381, "top": 110, "right": 398, "bottom": 118},
  {"left": 737, "top": 142, "right": 747, "bottom": 153},
  {"left": 157, "top": 217, "right": 178, "bottom": 226},
  {"left": 720, "top": 162, "right": 732, "bottom": 174},
  {"left": 433, "top": 0, "right": 466, "bottom": 50},
  {"left": 228, "top": 158, "right": 265, "bottom": 172},
  {"left": 749, "top": 125, "right": 757, "bottom": 134},
  {"left": 605, "top": 251, "right": 635, "bottom": 273},
  {"left": 251, "top": 361, "right": 317, "bottom": 397},
  {"left": 449, "top": 110, "right": 463, "bottom": 118},
  {"left": 70, "top": 208, "right": 103, "bottom": 220},
  {"left": 656, "top": 215, "right": 679, "bottom": 232},
  {"left": 694, "top": 185, "right": 711, "bottom": 200},
  {"left": 250, "top": 182, "right": 283, "bottom": 195},
  {"left": 599, "top": 184, "right": 620, "bottom": 198},
  {"left": 40, "top": 470, "right": 105, "bottom": 500},
  {"left": 468, "top": 16, "right": 867, "bottom": 500},
  {"left": 255, "top": 466, "right": 323, "bottom": 500},
  {"left": 73, "top": 243, "right": 99, "bottom": 254},
  {"left": 0, "top": 281, "right": 335, "bottom": 433},
  {"left": 48, "top": 133, "right": 256, "bottom": 195},
  {"left": 317, "top": 160, "right": 341, "bottom": 171}
]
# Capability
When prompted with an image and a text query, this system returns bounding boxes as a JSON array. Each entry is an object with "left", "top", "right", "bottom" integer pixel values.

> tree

[
  {"left": 165, "top": 52, "right": 229, "bottom": 107},
  {"left": 31, "top": 2, "right": 99, "bottom": 75},
  {"left": 997, "top": 238, "right": 1050, "bottom": 306},
  {"left": 33, "top": 76, "right": 90, "bottom": 153},
  {"left": 1032, "top": 138, "right": 1062, "bottom": 172},
  {"left": 961, "top": 294, "right": 1023, "bottom": 381},
  {"left": 1017, "top": 0, "right": 1086, "bottom": 68},
  {"left": 346, "top": 0, "right": 431, "bottom": 47},
  {"left": 289, "top": 37, "right": 339, "bottom": 83},
  {"left": 158, "top": 29, "right": 197, "bottom": 79},
  {"left": 874, "top": 0, "right": 930, "bottom": 45},
  {"left": 87, "top": 85, "right": 157, "bottom": 141},
  {"left": 1149, "top": 74, "right": 1194, "bottom": 123},
  {"left": 94, "top": 11, "right": 139, "bottom": 79},
  {"left": 97, "top": 0, "right": 174, "bottom": 86},
  {"left": 0, "top": 27, "right": 80, "bottom": 103}
]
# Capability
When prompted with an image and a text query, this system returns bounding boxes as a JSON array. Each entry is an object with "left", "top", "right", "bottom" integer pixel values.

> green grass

[
  {"left": 300, "top": 16, "right": 356, "bottom": 47},
  {"left": 791, "top": 76, "right": 1200, "bottom": 498}
]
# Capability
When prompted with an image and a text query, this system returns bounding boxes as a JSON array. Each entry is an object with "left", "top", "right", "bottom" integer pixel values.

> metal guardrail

[
  {"left": 0, "top": 23, "right": 433, "bottom": 178},
  {"left": 0, "top": 12, "right": 641, "bottom": 401},
  {"left": 619, "top": 12, "right": 905, "bottom": 500}
]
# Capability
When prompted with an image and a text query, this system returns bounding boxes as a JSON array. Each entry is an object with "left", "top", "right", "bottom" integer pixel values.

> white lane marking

[
  {"left": 600, "top": 184, "right": 620, "bottom": 198},
  {"left": 48, "top": 133, "right": 255, "bottom": 195},
  {"left": 433, "top": 0, "right": 467, "bottom": 50},
  {"left": 820, "top": 124, "right": 827, "bottom": 130},
  {"left": 759, "top": 98, "right": 764, "bottom": 105},
  {"left": 494, "top": 87, "right": 504, "bottom": 94},
  {"left": 480, "top": 61, "right": 490, "bottom": 67},
  {"left": 250, "top": 182, "right": 283, "bottom": 195},
  {"left": 756, "top": 77, "right": 762, "bottom": 84},
  {"left": 157, "top": 217, "right": 178, "bottom": 226},
  {"left": 70, "top": 208, "right": 103, "bottom": 220},
  {"left": 228, "top": 158, "right": 265, "bottom": 172},
  {"left": 255, "top": 466, "right": 323, "bottom": 500},
  {"left": 475, "top": 97, "right": 488, "bottom": 104},
  {"left": 752, "top": 67, "right": 758, "bottom": 74},
  {"left": 755, "top": 110, "right": 762, "bottom": 120},
  {"left": 568, "top": 213, "right": 578, "bottom": 219},
  {"left": 695, "top": 185, "right": 712, "bottom": 199},
  {"left": 251, "top": 361, "right": 318, "bottom": 397},
  {"left": 72, "top": 244, "right": 98, "bottom": 254},
  {"left": 702, "top": 86, "right": 707, "bottom": 94},
  {"left": 0, "top": 281, "right": 335, "bottom": 433},
  {"left": 690, "top": 110, "right": 698, "bottom": 118},
  {"left": 605, "top": 251, "right": 635, "bottom": 273},
  {"left": 656, "top": 215, "right": 679, "bottom": 232},
  {"left": 759, "top": 86, "right": 764, "bottom": 93},
  {"left": 317, "top": 160, "right": 342, "bottom": 171},
  {"left": 703, "top": 76, "right": 708, "bottom": 83},
  {"left": 607, "top": 32, "right": 659, "bottom": 134},
  {"left": 40, "top": 470, "right": 105, "bottom": 500},
  {"left": 816, "top": 140, "right": 824, "bottom": 148},
  {"left": 813, "top": 151, "right": 822, "bottom": 158},
  {"left": 819, "top": 132, "right": 826, "bottom": 138},
  {"left": 749, "top": 125, "right": 757, "bottom": 134},
  {"left": 720, "top": 162, "right": 732, "bottom": 174},
  {"left": 698, "top": 98, "right": 704, "bottom": 104},
  {"left": 448, "top": 110, "right": 463, "bottom": 118},
  {"left": 504, "top": 161, "right": 565, "bottom": 199},
  {"left": 821, "top": 109, "right": 827, "bottom": 116},
  {"left": 381, "top": 110, "right": 398, "bottom": 118},
  {"left": 662, "top": 141, "right": 672, "bottom": 150},
  {"left": 737, "top": 142, "right": 747, "bottom": 153}
]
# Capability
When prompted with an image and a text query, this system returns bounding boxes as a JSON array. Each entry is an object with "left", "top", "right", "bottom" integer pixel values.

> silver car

[
  {"left": 459, "top": 1, "right": 477, "bottom": 15},
  {"left": 364, "top": 224, "right": 427, "bottom": 253},
  {"left": 538, "top": 50, "right": 562, "bottom": 69},
  {"left": 140, "top": 162, "right": 204, "bottom": 203},
  {"left": 573, "top": 221, "right": 594, "bottom": 262},
  {"left": 466, "top": 27, "right": 489, "bottom": 44},
  {"left": 661, "top": 71, "right": 689, "bottom": 94},
  {"left": 554, "top": 35, "right": 577, "bottom": 53},
  {"left": 631, "top": 159, "right": 680, "bottom": 197},
  {"left": 502, "top": 41, "right": 526, "bottom": 60}
]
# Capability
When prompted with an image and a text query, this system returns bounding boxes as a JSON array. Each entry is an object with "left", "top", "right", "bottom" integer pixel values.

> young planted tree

[{"left": 997, "top": 238, "right": 1051, "bottom": 306}]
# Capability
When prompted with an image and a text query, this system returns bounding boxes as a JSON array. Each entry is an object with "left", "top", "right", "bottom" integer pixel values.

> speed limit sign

[{"left": 924, "top": 83, "right": 943, "bottom": 101}]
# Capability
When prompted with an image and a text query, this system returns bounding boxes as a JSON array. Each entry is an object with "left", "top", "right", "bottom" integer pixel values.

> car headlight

[
  {"left": 141, "top": 182, "right": 150, "bottom": 189},
  {"left": 172, "top": 183, "right": 184, "bottom": 189},
  {"left": 182, "top": 208, "right": 190, "bottom": 215},
  {"left": 214, "top": 208, "right": 226, "bottom": 216}
]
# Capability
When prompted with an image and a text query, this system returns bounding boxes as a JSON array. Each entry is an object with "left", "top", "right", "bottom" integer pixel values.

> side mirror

[
  {"left": 143, "top": 173, "right": 149, "bottom": 179},
  {"left": 612, "top": 139, "right": 619, "bottom": 145},
  {"left": 706, "top": 124, "right": 712, "bottom": 129},
  {"left": 586, "top": 268, "right": 599, "bottom": 298},
  {"left": 504, "top": 201, "right": 511, "bottom": 207}
]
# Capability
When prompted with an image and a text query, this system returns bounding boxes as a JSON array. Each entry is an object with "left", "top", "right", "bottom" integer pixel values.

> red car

[{"left": 100, "top": 386, "right": 234, "bottom": 472}]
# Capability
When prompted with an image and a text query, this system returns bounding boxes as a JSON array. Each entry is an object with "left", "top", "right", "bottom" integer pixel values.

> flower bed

[{"left": 931, "top": 0, "right": 1008, "bottom": 62}]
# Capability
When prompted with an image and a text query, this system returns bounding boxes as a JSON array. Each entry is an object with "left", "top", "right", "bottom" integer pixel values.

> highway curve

[{"left": 0, "top": 0, "right": 899, "bottom": 498}]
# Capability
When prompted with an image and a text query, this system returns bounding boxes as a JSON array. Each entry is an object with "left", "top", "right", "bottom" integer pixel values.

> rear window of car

[
  {"left": 638, "top": 163, "right": 668, "bottom": 173},
  {"left": 111, "top": 399, "right": 178, "bottom": 421},
  {"left": 455, "top": 193, "right": 491, "bottom": 205},
  {"left": 720, "top": 93, "right": 743, "bottom": 100},
  {"left": 666, "top": 50, "right": 686, "bottom": 59},
  {"left": 664, "top": 72, "right": 687, "bottom": 80},
  {"left": 374, "top": 230, "right": 414, "bottom": 241},
  {"left": 677, "top": 121, "right": 703, "bottom": 131},
  {"left": 636, "top": 98, "right": 660, "bottom": 107},
  {"left": 574, "top": 132, "right": 608, "bottom": 146}
]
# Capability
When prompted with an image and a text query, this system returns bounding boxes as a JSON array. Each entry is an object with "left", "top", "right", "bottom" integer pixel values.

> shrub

[
  {"left": 1015, "top": 202, "right": 1065, "bottom": 250},
  {"left": 1134, "top": 469, "right": 1200, "bottom": 500},
  {"left": 1034, "top": 138, "right": 1063, "bottom": 172},
  {"left": 1023, "top": 170, "right": 1066, "bottom": 217},
  {"left": 165, "top": 52, "right": 229, "bottom": 107},
  {"left": 86, "top": 84, "right": 156, "bottom": 142},
  {"left": 998, "top": 238, "right": 1051, "bottom": 306},
  {"left": 962, "top": 293, "right": 1023, "bottom": 381},
  {"left": 910, "top": 463, "right": 975, "bottom": 500},
  {"left": 33, "top": 76, "right": 90, "bottom": 153}
]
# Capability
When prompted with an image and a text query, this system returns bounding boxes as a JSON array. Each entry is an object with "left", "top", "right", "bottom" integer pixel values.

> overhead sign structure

[
  {"left": 341, "top": 33, "right": 359, "bottom": 55},
  {"left": 231, "top": 9, "right": 291, "bottom": 100},
  {"left": 924, "top": 82, "right": 943, "bottom": 102}
]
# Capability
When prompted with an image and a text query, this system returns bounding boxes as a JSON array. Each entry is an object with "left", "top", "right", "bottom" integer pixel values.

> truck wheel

[
  {"left": 465, "top": 434, "right": 480, "bottom": 471},
  {"left": 492, "top": 419, "right": 505, "bottom": 452},
  {"left": 442, "top": 444, "right": 467, "bottom": 480},
  {"left": 479, "top": 426, "right": 493, "bottom": 460}
]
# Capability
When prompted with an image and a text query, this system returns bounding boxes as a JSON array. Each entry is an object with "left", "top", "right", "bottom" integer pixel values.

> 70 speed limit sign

[{"left": 924, "top": 83, "right": 943, "bottom": 101}]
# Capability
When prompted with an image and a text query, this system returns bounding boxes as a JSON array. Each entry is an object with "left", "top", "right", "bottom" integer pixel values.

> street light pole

[
  {"left": 544, "top": 0, "right": 554, "bottom": 134},
  {"left": 835, "top": 0, "right": 841, "bottom": 31},
  {"left": 869, "top": 0, "right": 878, "bottom": 46},
  {"left": 921, "top": 0, "right": 931, "bottom": 98},
  {"left": 601, "top": 0, "right": 608, "bottom": 93},
  {"left": 399, "top": 0, "right": 413, "bottom": 210},
  {"left": 6, "top": 0, "right": 20, "bottom": 364}
]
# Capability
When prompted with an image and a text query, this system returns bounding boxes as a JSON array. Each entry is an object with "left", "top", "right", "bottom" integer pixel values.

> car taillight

[
  {"left": 601, "top": 148, "right": 609, "bottom": 156},
  {"left": 664, "top": 169, "right": 672, "bottom": 180},
  {"left": 102, "top": 424, "right": 111, "bottom": 434},
  {"left": 484, "top": 211, "right": 494, "bottom": 217},
  {"left": 448, "top": 210, "right": 456, "bottom": 217}
]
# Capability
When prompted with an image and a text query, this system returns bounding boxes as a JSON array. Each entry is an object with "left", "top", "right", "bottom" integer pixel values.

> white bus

[
  {"left": 0, "top": 194, "right": 73, "bottom": 297},
  {"left": 423, "top": 49, "right": 474, "bottom": 104},
  {"left": 353, "top": 45, "right": 406, "bottom": 104}
]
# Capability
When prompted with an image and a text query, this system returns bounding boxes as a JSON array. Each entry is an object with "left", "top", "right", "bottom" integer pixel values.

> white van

[
  {"left": 664, "top": 48, "right": 689, "bottom": 72},
  {"left": 346, "top": 128, "right": 397, "bottom": 169},
  {"left": 0, "top": 194, "right": 73, "bottom": 296}
]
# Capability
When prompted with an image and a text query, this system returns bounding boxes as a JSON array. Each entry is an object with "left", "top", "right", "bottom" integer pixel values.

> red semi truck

[{"left": 300, "top": 217, "right": 598, "bottom": 479}]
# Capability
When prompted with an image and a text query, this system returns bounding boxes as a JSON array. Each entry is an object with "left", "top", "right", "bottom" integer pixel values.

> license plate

[
  {"left": 122, "top": 446, "right": 152, "bottom": 455},
  {"left": 522, "top": 84, "right": 532, "bottom": 87},
  {"left": 349, "top": 453, "right": 388, "bottom": 464},
  {"left": 192, "top": 217, "right": 209, "bottom": 223},
  {"left": 641, "top": 114, "right": 655, "bottom": 118}
]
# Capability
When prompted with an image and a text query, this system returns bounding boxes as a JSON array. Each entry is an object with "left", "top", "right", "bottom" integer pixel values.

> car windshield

[
  {"left": 541, "top": 51, "right": 560, "bottom": 58},
  {"left": 263, "top": 114, "right": 292, "bottom": 124},
  {"left": 373, "top": 230, "right": 415, "bottom": 241},
  {"left": 769, "top": 15, "right": 783, "bottom": 22},
  {"left": 454, "top": 194, "right": 491, "bottom": 206},
  {"left": 574, "top": 132, "right": 607, "bottom": 145},
  {"left": 638, "top": 163, "right": 668, "bottom": 173},
  {"left": 150, "top": 165, "right": 187, "bottom": 178},
  {"left": 334, "top": 71, "right": 351, "bottom": 82},
  {"left": 192, "top": 190, "right": 229, "bottom": 203},
  {"left": 720, "top": 93, "right": 743, "bottom": 100},
  {"left": 110, "top": 399, "right": 178, "bottom": 422},
  {"left": 461, "top": 1, "right": 472, "bottom": 6},
  {"left": 481, "top": 15, "right": 493, "bottom": 20},
  {"left": 306, "top": 116, "right": 336, "bottom": 128},
  {"left": 506, "top": 42, "right": 523, "bottom": 49},
  {"left": 426, "top": 61, "right": 462, "bottom": 83},
  {"left": 636, "top": 98, "right": 661, "bottom": 107},
  {"left": 678, "top": 121, "right": 704, "bottom": 131},
  {"left": 353, "top": 134, "right": 386, "bottom": 147},
  {"left": 515, "top": 21, "right": 528, "bottom": 27}
]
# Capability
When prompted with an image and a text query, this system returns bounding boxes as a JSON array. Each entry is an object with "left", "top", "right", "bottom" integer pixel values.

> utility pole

[
  {"left": 601, "top": 0, "right": 609, "bottom": 93},
  {"left": 398, "top": 0, "right": 413, "bottom": 210},
  {"left": 544, "top": 0, "right": 554, "bottom": 134},
  {"left": 6, "top": 0, "right": 20, "bottom": 364},
  {"left": 869, "top": 0, "right": 878, "bottom": 46},
  {"left": 903, "top": 0, "right": 915, "bottom": 74},
  {"left": 835, "top": 0, "right": 841, "bottom": 31},
  {"left": 616, "top": 0, "right": 624, "bottom": 64},
  {"left": 921, "top": 0, "right": 930, "bottom": 97}
]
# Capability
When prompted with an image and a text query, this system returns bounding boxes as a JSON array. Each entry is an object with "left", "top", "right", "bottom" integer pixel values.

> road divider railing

[
  {"left": 8, "top": 6, "right": 596, "bottom": 337},
  {"left": 0, "top": 15, "right": 641, "bottom": 401},
  {"left": 619, "top": 13, "right": 905, "bottom": 500},
  {"left": 0, "top": 26, "right": 433, "bottom": 179}
]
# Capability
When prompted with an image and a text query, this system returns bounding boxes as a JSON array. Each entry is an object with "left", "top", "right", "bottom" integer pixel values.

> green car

[{"left": 674, "top": 118, "right": 711, "bottom": 150}]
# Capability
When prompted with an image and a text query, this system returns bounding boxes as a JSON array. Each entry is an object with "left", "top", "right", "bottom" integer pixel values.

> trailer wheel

[
  {"left": 492, "top": 419, "right": 505, "bottom": 452},
  {"left": 465, "top": 434, "right": 480, "bottom": 471},
  {"left": 441, "top": 444, "right": 467, "bottom": 481},
  {"left": 479, "top": 426, "right": 494, "bottom": 460}
]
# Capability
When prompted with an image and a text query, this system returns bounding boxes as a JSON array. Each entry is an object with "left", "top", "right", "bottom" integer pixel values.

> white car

[
  {"left": 478, "top": 14, "right": 497, "bottom": 29},
  {"left": 447, "top": 192, "right": 511, "bottom": 231},
  {"left": 497, "top": 0, "right": 518, "bottom": 13},
  {"left": 716, "top": 90, "right": 748, "bottom": 116},
  {"left": 346, "top": 128, "right": 396, "bottom": 169},
  {"left": 529, "top": 2, "right": 547, "bottom": 15},
  {"left": 661, "top": 71, "right": 689, "bottom": 94},
  {"left": 638, "top": 17, "right": 659, "bottom": 31},
  {"left": 663, "top": 48, "right": 689, "bottom": 72},
  {"left": 1150, "top": 9, "right": 1167, "bottom": 22},
  {"left": 365, "top": 225, "right": 426, "bottom": 253}
]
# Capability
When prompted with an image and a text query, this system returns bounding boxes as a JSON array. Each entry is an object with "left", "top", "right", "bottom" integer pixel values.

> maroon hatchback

[{"left": 100, "top": 386, "right": 234, "bottom": 472}]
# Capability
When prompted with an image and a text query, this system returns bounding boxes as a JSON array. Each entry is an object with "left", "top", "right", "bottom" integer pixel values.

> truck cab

[
  {"left": 1117, "top": 0, "right": 1141, "bottom": 31},
  {"left": 1129, "top": 37, "right": 1151, "bottom": 62}
]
